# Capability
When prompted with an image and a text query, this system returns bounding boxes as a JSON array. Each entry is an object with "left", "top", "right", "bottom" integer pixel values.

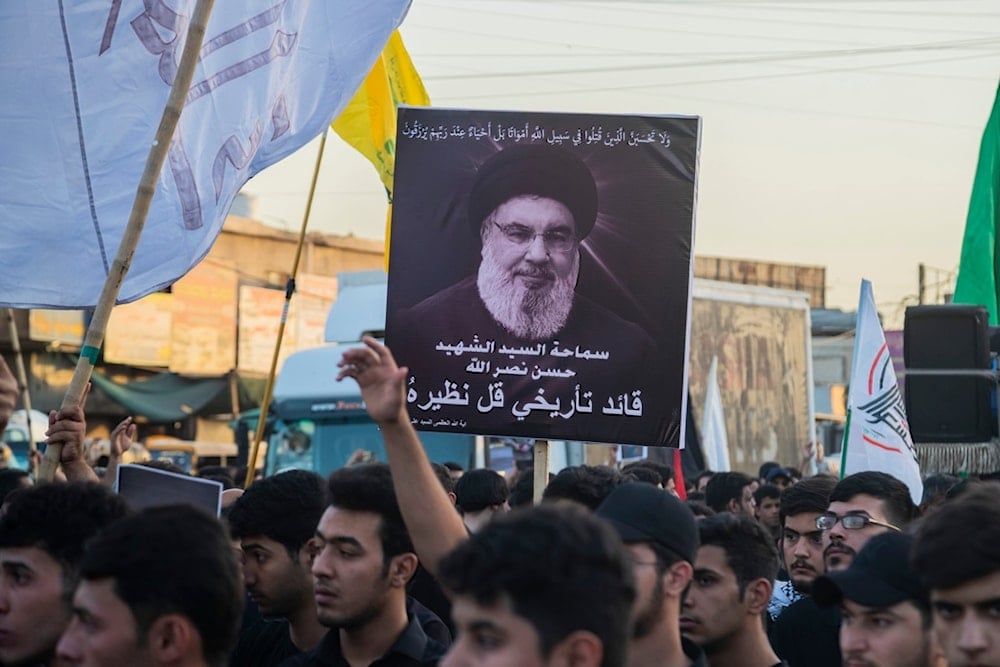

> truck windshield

[{"left": 266, "top": 417, "right": 478, "bottom": 477}]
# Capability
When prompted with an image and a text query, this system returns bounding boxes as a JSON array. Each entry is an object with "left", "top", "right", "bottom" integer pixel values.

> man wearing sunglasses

[{"left": 770, "top": 471, "right": 917, "bottom": 667}]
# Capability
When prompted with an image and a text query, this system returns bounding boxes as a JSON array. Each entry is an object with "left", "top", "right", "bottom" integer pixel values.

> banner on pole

[
  {"left": 701, "top": 355, "right": 731, "bottom": 472},
  {"left": 0, "top": 0, "right": 411, "bottom": 309},
  {"left": 842, "top": 280, "right": 923, "bottom": 504}
]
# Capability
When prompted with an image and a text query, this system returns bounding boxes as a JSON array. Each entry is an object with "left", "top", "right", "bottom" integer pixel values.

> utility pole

[{"left": 918, "top": 263, "right": 926, "bottom": 305}]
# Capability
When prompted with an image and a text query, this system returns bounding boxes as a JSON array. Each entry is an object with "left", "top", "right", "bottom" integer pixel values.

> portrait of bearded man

[{"left": 389, "top": 142, "right": 670, "bottom": 445}]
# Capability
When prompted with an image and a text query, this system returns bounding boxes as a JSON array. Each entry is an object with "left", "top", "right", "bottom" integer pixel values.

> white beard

[{"left": 477, "top": 240, "right": 579, "bottom": 341}]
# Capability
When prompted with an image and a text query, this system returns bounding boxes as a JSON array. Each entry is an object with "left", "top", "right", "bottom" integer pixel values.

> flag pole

[
  {"left": 38, "top": 0, "right": 216, "bottom": 482},
  {"left": 5, "top": 310, "right": 35, "bottom": 454},
  {"left": 244, "top": 130, "right": 329, "bottom": 488}
]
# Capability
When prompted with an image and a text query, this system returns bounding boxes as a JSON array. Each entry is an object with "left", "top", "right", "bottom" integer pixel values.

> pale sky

[{"left": 243, "top": 0, "right": 1000, "bottom": 328}]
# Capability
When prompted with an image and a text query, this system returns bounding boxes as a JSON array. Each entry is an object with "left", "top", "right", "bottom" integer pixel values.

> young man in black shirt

[
  {"left": 228, "top": 470, "right": 329, "bottom": 666},
  {"left": 681, "top": 513, "right": 785, "bottom": 667}
]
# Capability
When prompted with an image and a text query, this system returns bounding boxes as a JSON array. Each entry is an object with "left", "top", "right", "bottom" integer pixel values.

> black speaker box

[{"left": 903, "top": 305, "right": 994, "bottom": 443}]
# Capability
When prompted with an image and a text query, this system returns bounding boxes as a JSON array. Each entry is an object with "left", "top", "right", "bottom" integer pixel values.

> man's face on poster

[{"left": 477, "top": 194, "right": 581, "bottom": 341}]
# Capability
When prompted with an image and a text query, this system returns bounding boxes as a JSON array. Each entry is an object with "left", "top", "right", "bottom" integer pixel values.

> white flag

[
  {"left": 842, "top": 280, "right": 922, "bottom": 504},
  {"left": 702, "top": 355, "right": 731, "bottom": 472},
  {"left": 0, "top": 0, "right": 410, "bottom": 308}
]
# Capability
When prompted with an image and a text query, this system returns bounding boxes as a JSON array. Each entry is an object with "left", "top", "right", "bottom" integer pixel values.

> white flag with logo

[
  {"left": 0, "top": 0, "right": 410, "bottom": 308},
  {"left": 842, "top": 280, "right": 922, "bottom": 504},
  {"left": 702, "top": 355, "right": 731, "bottom": 472}
]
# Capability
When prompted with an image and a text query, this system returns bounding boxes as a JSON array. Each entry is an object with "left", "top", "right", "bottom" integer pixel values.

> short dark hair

[
  {"left": 442, "top": 461, "right": 464, "bottom": 473},
  {"left": 227, "top": 469, "right": 326, "bottom": 556},
  {"left": 697, "top": 512, "right": 779, "bottom": 599},
  {"left": 686, "top": 500, "right": 715, "bottom": 518},
  {"left": 439, "top": 504, "right": 635, "bottom": 667},
  {"left": 912, "top": 483, "right": 1000, "bottom": 590},
  {"left": 141, "top": 459, "right": 187, "bottom": 475},
  {"left": 79, "top": 505, "right": 242, "bottom": 666},
  {"left": 704, "top": 472, "right": 754, "bottom": 513},
  {"left": 753, "top": 483, "right": 781, "bottom": 505},
  {"left": 430, "top": 462, "right": 456, "bottom": 494},
  {"left": 622, "top": 460, "right": 672, "bottom": 487},
  {"left": 920, "top": 473, "right": 959, "bottom": 507},
  {"left": 622, "top": 465, "right": 661, "bottom": 486},
  {"left": 542, "top": 465, "right": 626, "bottom": 510},
  {"left": 508, "top": 469, "right": 535, "bottom": 508},
  {"left": 829, "top": 471, "right": 916, "bottom": 527},
  {"left": 780, "top": 475, "right": 837, "bottom": 524},
  {"left": 0, "top": 483, "right": 129, "bottom": 593},
  {"left": 326, "top": 463, "right": 414, "bottom": 565},
  {"left": 694, "top": 470, "right": 715, "bottom": 486},
  {"left": 0, "top": 468, "right": 30, "bottom": 505},
  {"left": 454, "top": 468, "right": 509, "bottom": 514}
]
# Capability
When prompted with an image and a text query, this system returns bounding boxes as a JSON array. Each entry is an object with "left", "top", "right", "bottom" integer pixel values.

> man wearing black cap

[
  {"left": 596, "top": 482, "right": 708, "bottom": 667},
  {"left": 391, "top": 144, "right": 658, "bottom": 439},
  {"left": 812, "top": 532, "right": 944, "bottom": 667}
]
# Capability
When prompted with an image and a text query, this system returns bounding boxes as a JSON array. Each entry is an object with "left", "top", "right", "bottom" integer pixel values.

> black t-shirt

[
  {"left": 230, "top": 618, "right": 301, "bottom": 667},
  {"left": 768, "top": 596, "right": 840, "bottom": 667},
  {"left": 682, "top": 636, "right": 708, "bottom": 667},
  {"left": 277, "top": 614, "right": 447, "bottom": 667}
]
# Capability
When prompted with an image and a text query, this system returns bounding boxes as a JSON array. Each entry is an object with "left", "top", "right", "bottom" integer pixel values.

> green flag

[{"left": 954, "top": 83, "right": 1000, "bottom": 324}]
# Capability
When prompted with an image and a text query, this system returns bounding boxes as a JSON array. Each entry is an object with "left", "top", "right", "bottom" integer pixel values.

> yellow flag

[{"left": 332, "top": 31, "right": 430, "bottom": 264}]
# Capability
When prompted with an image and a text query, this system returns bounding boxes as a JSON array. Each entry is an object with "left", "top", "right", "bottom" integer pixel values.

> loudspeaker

[{"left": 904, "top": 305, "right": 994, "bottom": 443}]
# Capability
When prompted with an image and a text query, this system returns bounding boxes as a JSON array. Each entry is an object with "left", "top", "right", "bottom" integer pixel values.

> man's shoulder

[
  {"left": 772, "top": 595, "right": 821, "bottom": 626},
  {"left": 566, "top": 291, "right": 655, "bottom": 349},
  {"left": 402, "top": 277, "right": 480, "bottom": 319},
  {"left": 233, "top": 618, "right": 301, "bottom": 667}
]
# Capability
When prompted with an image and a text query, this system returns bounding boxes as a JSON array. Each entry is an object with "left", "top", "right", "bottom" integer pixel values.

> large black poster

[{"left": 386, "top": 107, "right": 699, "bottom": 447}]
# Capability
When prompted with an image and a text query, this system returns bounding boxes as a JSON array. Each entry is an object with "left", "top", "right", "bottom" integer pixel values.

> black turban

[{"left": 468, "top": 144, "right": 598, "bottom": 238}]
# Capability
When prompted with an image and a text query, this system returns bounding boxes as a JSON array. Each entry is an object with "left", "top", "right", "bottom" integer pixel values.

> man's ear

[
  {"left": 548, "top": 629, "right": 604, "bottom": 667},
  {"left": 146, "top": 614, "right": 199, "bottom": 664},
  {"left": 743, "top": 578, "right": 773, "bottom": 616},
  {"left": 726, "top": 498, "right": 740, "bottom": 514},
  {"left": 388, "top": 552, "right": 419, "bottom": 589},
  {"left": 664, "top": 560, "right": 693, "bottom": 598}
]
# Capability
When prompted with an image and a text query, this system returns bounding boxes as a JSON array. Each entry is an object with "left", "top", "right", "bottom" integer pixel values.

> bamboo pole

[
  {"left": 5, "top": 310, "right": 34, "bottom": 454},
  {"left": 532, "top": 440, "right": 549, "bottom": 504},
  {"left": 38, "top": 0, "right": 216, "bottom": 482},
  {"left": 244, "top": 130, "right": 329, "bottom": 489}
]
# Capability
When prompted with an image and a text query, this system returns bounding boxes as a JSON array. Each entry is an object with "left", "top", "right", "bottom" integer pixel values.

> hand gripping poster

[{"left": 386, "top": 107, "right": 700, "bottom": 447}]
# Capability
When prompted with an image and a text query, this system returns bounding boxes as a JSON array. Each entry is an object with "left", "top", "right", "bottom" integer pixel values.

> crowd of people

[{"left": 1, "top": 342, "right": 999, "bottom": 667}]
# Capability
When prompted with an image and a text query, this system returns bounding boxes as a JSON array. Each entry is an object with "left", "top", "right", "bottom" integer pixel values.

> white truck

[{"left": 686, "top": 279, "right": 816, "bottom": 474}]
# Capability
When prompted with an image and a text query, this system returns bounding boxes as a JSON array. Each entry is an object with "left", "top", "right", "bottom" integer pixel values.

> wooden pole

[
  {"left": 5, "top": 310, "right": 35, "bottom": 454},
  {"left": 532, "top": 440, "right": 549, "bottom": 504},
  {"left": 38, "top": 0, "right": 216, "bottom": 482},
  {"left": 244, "top": 130, "right": 328, "bottom": 488}
]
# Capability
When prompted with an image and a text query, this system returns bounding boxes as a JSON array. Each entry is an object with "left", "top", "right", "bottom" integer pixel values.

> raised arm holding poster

[{"left": 385, "top": 108, "right": 700, "bottom": 447}]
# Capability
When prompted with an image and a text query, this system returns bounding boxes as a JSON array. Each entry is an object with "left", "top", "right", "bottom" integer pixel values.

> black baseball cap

[
  {"left": 765, "top": 466, "right": 793, "bottom": 483},
  {"left": 813, "top": 531, "right": 927, "bottom": 608},
  {"left": 595, "top": 482, "right": 699, "bottom": 563}
]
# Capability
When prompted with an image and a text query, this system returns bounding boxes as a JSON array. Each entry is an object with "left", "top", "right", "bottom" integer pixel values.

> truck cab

[
  {"left": 264, "top": 271, "right": 488, "bottom": 477},
  {"left": 265, "top": 342, "right": 485, "bottom": 476}
]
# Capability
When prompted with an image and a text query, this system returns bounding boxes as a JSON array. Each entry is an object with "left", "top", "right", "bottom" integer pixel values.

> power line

[{"left": 423, "top": 36, "right": 1000, "bottom": 81}]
